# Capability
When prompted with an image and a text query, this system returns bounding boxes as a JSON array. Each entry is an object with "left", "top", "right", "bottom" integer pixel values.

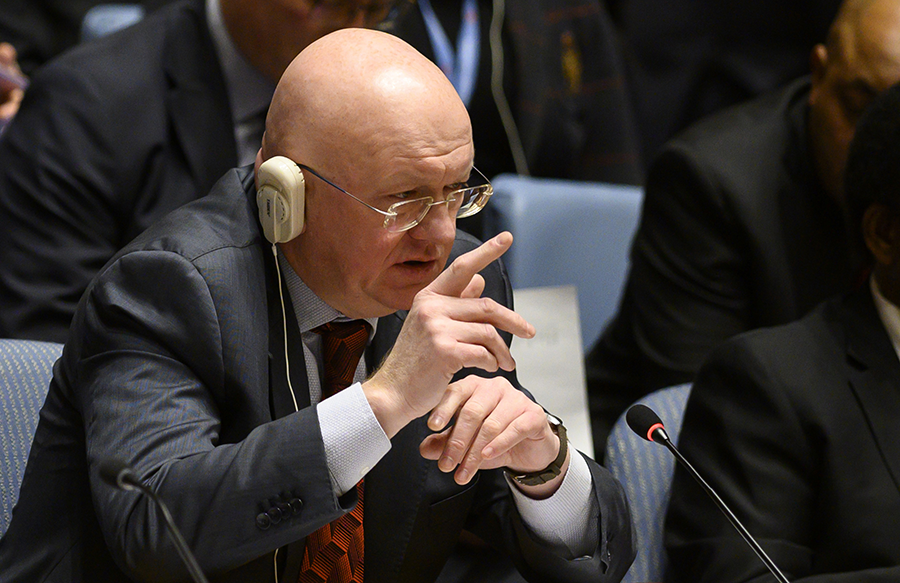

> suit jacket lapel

[
  {"left": 843, "top": 288, "right": 900, "bottom": 495},
  {"left": 163, "top": 0, "right": 238, "bottom": 194}
]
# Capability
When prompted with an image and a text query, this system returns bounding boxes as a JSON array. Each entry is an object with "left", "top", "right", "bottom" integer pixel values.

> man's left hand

[{"left": 418, "top": 375, "right": 564, "bottom": 491}]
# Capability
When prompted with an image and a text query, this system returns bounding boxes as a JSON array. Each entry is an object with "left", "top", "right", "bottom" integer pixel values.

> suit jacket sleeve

[
  {"left": 664, "top": 335, "right": 900, "bottom": 583},
  {"left": 587, "top": 141, "right": 752, "bottom": 442},
  {"left": 72, "top": 248, "right": 358, "bottom": 582}
]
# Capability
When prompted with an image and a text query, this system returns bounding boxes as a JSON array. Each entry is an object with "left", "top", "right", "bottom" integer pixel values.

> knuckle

[
  {"left": 479, "top": 322, "right": 497, "bottom": 340},
  {"left": 417, "top": 300, "right": 442, "bottom": 322},
  {"left": 447, "top": 437, "right": 468, "bottom": 453},
  {"left": 481, "top": 417, "right": 504, "bottom": 436},
  {"left": 478, "top": 297, "right": 496, "bottom": 314},
  {"left": 447, "top": 258, "right": 469, "bottom": 279},
  {"left": 461, "top": 400, "right": 488, "bottom": 421}
]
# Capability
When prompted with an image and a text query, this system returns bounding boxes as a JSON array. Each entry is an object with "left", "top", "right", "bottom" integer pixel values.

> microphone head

[
  {"left": 626, "top": 404, "right": 667, "bottom": 442},
  {"left": 99, "top": 458, "right": 133, "bottom": 489}
]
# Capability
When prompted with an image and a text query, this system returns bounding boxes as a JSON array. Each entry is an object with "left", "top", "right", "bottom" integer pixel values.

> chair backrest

[
  {"left": 0, "top": 339, "right": 63, "bottom": 537},
  {"left": 80, "top": 3, "right": 146, "bottom": 43},
  {"left": 483, "top": 174, "right": 643, "bottom": 352},
  {"left": 604, "top": 384, "right": 692, "bottom": 583}
]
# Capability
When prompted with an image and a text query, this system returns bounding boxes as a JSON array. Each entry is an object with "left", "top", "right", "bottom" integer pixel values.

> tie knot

[
  {"left": 313, "top": 320, "right": 371, "bottom": 399},
  {"left": 314, "top": 320, "right": 370, "bottom": 340}
]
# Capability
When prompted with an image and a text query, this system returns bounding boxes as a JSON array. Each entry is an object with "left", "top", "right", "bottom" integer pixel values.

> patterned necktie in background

[{"left": 299, "top": 320, "right": 370, "bottom": 583}]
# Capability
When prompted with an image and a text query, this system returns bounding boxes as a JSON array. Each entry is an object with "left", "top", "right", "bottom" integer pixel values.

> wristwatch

[{"left": 506, "top": 413, "right": 568, "bottom": 487}]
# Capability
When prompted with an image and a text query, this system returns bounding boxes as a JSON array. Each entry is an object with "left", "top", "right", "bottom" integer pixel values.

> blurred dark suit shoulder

[
  {"left": 666, "top": 286, "right": 900, "bottom": 582},
  {"left": 0, "top": 0, "right": 237, "bottom": 343},
  {"left": 587, "top": 78, "right": 856, "bottom": 451}
]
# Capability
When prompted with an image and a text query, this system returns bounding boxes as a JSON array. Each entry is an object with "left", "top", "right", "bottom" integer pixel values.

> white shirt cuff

[
  {"left": 505, "top": 447, "right": 599, "bottom": 558},
  {"left": 317, "top": 382, "right": 391, "bottom": 495}
]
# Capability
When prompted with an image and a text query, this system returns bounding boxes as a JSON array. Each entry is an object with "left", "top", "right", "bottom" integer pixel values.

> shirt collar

[
  {"left": 277, "top": 250, "right": 379, "bottom": 336},
  {"left": 206, "top": 0, "right": 275, "bottom": 124},
  {"left": 870, "top": 276, "right": 900, "bottom": 361}
]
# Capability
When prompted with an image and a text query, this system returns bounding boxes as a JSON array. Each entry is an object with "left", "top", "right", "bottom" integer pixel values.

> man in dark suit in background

[
  {"left": 614, "top": 0, "right": 842, "bottom": 161},
  {"left": 664, "top": 79, "right": 900, "bottom": 583},
  {"left": 587, "top": 0, "right": 900, "bottom": 452},
  {"left": 388, "top": 0, "right": 642, "bottom": 186},
  {"left": 0, "top": 0, "right": 412, "bottom": 343},
  {"left": 0, "top": 0, "right": 172, "bottom": 76},
  {"left": 0, "top": 29, "right": 634, "bottom": 583}
]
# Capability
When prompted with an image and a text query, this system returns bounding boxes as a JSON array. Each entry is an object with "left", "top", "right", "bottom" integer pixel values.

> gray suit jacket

[
  {"left": 0, "top": 166, "right": 634, "bottom": 583},
  {"left": 0, "top": 0, "right": 237, "bottom": 343},
  {"left": 666, "top": 285, "right": 900, "bottom": 582}
]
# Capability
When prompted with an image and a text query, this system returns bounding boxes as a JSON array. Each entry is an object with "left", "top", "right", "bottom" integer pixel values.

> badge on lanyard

[
  {"left": 418, "top": 0, "right": 480, "bottom": 106},
  {"left": 561, "top": 31, "right": 583, "bottom": 95}
]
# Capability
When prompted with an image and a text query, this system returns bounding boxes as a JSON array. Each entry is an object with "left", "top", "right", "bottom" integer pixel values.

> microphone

[
  {"left": 626, "top": 404, "right": 790, "bottom": 583},
  {"left": 99, "top": 458, "right": 211, "bottom": 583}
]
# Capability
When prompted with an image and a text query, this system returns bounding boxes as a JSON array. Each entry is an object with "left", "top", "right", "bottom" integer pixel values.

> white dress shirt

[{"left": 870, "top": 276, "right": 900, "bottom": 362}]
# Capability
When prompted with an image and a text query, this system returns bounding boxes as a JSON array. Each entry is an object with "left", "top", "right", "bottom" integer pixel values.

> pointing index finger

[{"left": 429, "top": 232, "right": 513, "bottom": 298}]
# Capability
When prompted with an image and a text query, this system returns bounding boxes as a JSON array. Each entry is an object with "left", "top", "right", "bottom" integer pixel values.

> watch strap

[{"left": 507, "top": 421, "right": 568, "bottom": 487}]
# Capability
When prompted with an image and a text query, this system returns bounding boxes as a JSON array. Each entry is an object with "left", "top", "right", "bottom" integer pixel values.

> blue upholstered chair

[
  {"left": 0, "top": 339, "right": 63, "bottom": 537},
  {"left": 80, "top": 4, "right": 145, "bottom": 43},
  {"left": 482, "top": 174, "right": 643, "bottom": 352},
  {"left": 604, "top": 384, "right": 692, "bottom": 583}
]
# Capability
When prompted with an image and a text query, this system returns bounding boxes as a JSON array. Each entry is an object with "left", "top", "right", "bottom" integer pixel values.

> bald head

[
  {"left": 262, "top": 29, "right": 471, "bottom": 173},
  {"left": 808, "top": 0, "right": 900, "bottom": 205},
  {"left": 257, "top": 29, "right": 475, "bottom": 319},
  {"left": 827, "top": 0, "right": 900, "bottom": 72}
]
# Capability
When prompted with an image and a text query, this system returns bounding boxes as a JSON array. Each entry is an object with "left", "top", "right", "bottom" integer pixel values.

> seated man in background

[
  {"left": 587, "top": 0, "right": 900, "bottom": 452},
  {"left": 388, "top": 0, "right": 641, "bottom": 185},
  {"left": 0, "top": 0, "right": 413, "bottom": 343},
  {"left": 0, "top": 0, "right": 172, "bottom": 76},
  {"left": 0, "top": 29, "right": 634, "bottom": 583},
  {"left": 665, "top": 80, "right": 900, "bottom": 583}
]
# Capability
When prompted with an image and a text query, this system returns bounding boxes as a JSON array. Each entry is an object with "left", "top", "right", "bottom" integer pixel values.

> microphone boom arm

[{"left": 656, "top": 430, "right": 790, "bottom": 583}]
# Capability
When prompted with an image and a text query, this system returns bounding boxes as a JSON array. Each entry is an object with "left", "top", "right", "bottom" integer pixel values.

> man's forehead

[{"left": 838, "top": 1, "right": 900, "bottom": 83}]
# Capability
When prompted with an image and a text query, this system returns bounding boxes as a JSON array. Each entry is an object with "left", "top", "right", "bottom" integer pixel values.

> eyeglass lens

[{"left": 385, "top": 184, "right": 492, "bottom": 232}]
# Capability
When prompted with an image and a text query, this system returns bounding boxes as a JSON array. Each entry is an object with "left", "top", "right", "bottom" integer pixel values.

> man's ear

[
  {"left": 254, "top": 131, "right": 267, "bottom": 188},
  {"left": 810, "top": 44, "right": 828, "bottom": 84},
  {"left": 254, "top": 149, "right": 263, "bottom": 188},
  {"left": 863, "top": 203, "right": 900, "bottom": 265}
]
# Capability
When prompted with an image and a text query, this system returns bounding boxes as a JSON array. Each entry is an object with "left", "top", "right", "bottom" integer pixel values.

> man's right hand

[{"left": 363, "top": 232, "right": 535, "bottom": 438}]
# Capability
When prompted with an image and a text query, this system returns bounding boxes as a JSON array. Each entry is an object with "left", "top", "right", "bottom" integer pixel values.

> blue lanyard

[{"left": 418, "top": 0, "right": 480, "bottom": 106}]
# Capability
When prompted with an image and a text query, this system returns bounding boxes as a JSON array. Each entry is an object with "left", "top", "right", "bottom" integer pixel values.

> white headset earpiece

[{"left": 257, "top": 156, "right": 306, "bottom": 244}]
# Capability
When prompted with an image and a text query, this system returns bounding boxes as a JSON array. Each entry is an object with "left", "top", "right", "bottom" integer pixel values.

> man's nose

[{"left": 409, "top": 201, "right": 456, "bottom": 243}]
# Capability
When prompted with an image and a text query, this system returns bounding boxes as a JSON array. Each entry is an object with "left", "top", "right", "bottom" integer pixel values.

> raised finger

[
  {"left": 428, "top": 232, "right": 513, "bottom": 298},
  {"left": 445, "top": 318, "right": 517, "bottom": 372},
  {"left": 441, "top": 295, "right": 535, "bottom": 340}
]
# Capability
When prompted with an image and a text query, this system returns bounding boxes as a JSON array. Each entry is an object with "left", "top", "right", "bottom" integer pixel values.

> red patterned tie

[{"left": 299, "top": 320, "right": 370, "bottom": 583}]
